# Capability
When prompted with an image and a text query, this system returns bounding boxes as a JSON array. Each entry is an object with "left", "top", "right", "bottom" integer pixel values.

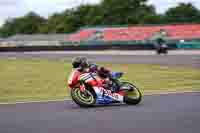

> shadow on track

[{"left": 67, "top": 102, "right": 144, "bottom": 111}]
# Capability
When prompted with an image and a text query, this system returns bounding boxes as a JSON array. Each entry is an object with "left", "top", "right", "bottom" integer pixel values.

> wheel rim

[
  {"left": 121, "top": 83, "right": 141, "bottom": 99},
  {"left": 73, "top": 88, "right": 95, "bottom": 104}
]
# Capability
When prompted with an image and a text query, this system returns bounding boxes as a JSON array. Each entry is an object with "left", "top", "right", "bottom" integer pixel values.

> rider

[{"left": 67, "top": 56, "right": 114, "bottom": 91}]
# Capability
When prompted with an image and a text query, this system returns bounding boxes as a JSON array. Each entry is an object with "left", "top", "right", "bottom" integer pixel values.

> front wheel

[
  {"left": 71, "top": 87, "right": 96, "bottom": 107},
  {"left": 120, "top": 82, "right": 142, "bottom": 105}
]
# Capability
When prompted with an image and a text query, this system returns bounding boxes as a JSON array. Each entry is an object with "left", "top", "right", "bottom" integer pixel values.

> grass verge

[{"left": 0, "top": 58, "right": 200, "bottom": 103}]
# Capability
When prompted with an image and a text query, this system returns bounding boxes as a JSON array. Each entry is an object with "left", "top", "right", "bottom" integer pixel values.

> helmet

[{"left": 72, "top": 56, "right": 89, "bottom": 69}]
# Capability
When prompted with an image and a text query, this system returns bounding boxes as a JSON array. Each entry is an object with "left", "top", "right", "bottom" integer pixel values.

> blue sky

[{"left": 0, "top": 0, "right": 200, "bottom": 26}]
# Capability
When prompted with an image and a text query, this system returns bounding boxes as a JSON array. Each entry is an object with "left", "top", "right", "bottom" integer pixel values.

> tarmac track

[
  {"left": 0, "top": 51, "right": 200, "bottom": 133},
  {"left": 0, "top": 93, "right": 200, "bottom": 133},
  {"left": 0, "top": 51, "right": 200, "bottom": 68}
]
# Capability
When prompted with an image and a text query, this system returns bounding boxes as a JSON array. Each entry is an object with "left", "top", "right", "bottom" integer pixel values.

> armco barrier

[
  {"left": 177, "top": 42, "right": 200, "bottom": 49},
  {"left": 0, "top": 43, "right": 177, "bottom": 52}
]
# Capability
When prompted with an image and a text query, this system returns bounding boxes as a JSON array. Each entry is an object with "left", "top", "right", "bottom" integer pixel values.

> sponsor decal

[
  {"left": 99, "top": 87, "right": 119, "bottom": 100},
  {"left": 93, "top": 86, "right": 123, "bottom": 102}
]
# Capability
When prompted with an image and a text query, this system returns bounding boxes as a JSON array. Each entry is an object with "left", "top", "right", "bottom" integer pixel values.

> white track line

[
  {"left": 0, "top": 98, "right": 71, "bottom": 105},
  {"left": 0, "top": 91, "right": 199, "bottom": 105}
]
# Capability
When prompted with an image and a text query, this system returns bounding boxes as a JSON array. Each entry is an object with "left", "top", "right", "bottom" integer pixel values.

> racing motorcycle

[{"left": 69, "top": 72, "right": 142, "bottom": 107}]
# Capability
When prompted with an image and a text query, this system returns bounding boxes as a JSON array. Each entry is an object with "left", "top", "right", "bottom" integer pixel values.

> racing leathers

[{"left": 67, "top": 64, "right": 113, "bottom": 91}]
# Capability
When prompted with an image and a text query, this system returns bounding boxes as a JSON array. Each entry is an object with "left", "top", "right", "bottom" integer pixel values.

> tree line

[{"left": 0, "top": 0, "right": 200, "bottom": 38}]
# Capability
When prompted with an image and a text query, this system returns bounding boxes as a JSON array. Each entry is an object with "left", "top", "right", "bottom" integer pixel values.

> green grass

[{"left": 0, "top": 58, "right": 200, "bottom": 103}]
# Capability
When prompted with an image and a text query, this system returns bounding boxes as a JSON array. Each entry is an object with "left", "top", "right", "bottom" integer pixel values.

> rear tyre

[
  {"left": 71, "top": 87, "right": 96, "bottom": 107},
  {"left": 120, "top": 82, "right": 142, "bottom": 105}
]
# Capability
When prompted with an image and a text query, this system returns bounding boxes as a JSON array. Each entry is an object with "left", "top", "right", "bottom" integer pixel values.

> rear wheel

[
  {"left": 71, "top": 87, "right": 96, "bottom": 107},
  {"left": 120, "top": 82, "right": 142, "bottom": 105}
]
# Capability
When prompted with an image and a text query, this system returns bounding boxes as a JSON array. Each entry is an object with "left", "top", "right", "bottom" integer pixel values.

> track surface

[
  {"left": 0, "top": 93, "right": 200, "bottom": 133},
  {"left": 0, "top": 51, "right": 200, "bottom": 133},
  {"left": 0, "top": 51, "right": 200, "bottom": 68}
]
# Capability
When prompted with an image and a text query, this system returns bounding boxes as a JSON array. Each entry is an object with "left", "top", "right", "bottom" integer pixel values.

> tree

[
  {"left": 71, "top": 4, "right": 103, "bottom": 27},
  {"left": 17, "top": 12, "right": 47, "bottom": 34},
  {"left": 47, "top": 13, "right": 63, "bottom": 33},
  {"left": 100, "top": 0, "right": 156, "bottom": 25},
  {"left": 165, "top": 3, "right": 200, "bottom": 23},
  {"left": 0, "top": 18, "right": 16, "bottom": 37},
  {"left": 0, "top": 12, "right": 46, "bottom": 37},
  {"left": 47, "top": 10, "right": 77, "bottom": 33},
  {"left": 1, "top": 0, "right": 200, "bottom": 38},
  {"left": 136, "top": 5, "right": 162, "bottom": 24}
]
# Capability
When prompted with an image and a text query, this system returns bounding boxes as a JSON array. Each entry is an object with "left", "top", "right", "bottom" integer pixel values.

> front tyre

[
  {"left": 120, "top": 82, "right": 142, "bottom": 105},
  {"left": 71, "top": 87, "right": 96, "bottom": 107}
]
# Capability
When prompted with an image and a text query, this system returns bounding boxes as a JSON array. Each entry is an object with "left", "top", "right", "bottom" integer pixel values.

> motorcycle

[
  {"left": 156, "top": 44, "right": 168, "bottom": 55},
  {"left": 69, "top": 71, "right": 142, "bottom": 107}
]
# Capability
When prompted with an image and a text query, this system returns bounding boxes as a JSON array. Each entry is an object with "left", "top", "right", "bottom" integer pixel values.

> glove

[
  {"left": 98, "top": 67, "right": 110, "bottom": 78},
  {"left": 89, "top": 64, "right": 98, "bottom": 72}
]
